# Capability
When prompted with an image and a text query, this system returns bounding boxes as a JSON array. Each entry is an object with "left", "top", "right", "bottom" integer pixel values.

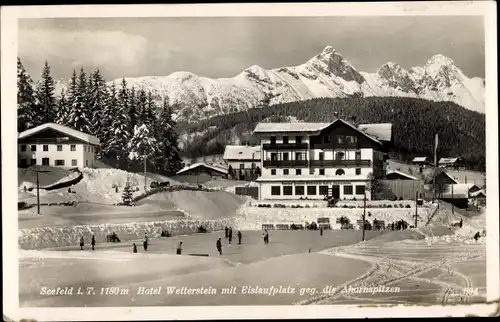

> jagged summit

[{"left": 54, "top": 46, "right": 485, "bottom": 123}]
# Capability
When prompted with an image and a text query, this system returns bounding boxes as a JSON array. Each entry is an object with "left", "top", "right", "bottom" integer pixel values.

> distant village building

[
  {"left": 426, "top": 171, "right": 458, "bottom": 185},
  {"left": 253, "top": 119, "right": 392, "bottom": 200},
  {"left": 470, "top": 190, "right": 486, "bottom": 207},
  {"left": 439, "top": 157, "right": 465, "bottom": 169},
  {"left": 18, "top": 123, "right": 100, "bottom": 169},
  {"left": 385, "top": 170, "right": 417, "bottom": 181},
  {"left": 412, "top": 157, "right": 432, "bottom": 172},
  {"left": 176, "top": 162, "right": 228, "bottom": 178},
  {"left": 223, "top": 145, "right": 261, "bottom": 181}
]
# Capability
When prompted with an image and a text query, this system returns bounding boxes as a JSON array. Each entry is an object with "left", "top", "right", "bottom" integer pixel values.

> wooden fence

[{"left": 379, "top": 179, "right": 427, "bottom": 200}]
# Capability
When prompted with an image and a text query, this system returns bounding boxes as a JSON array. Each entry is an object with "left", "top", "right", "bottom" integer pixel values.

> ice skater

[
  {"left": 143, "top": 233, "right": 149, "bottom": 251},
  {"left": 79, "top": 236, "right": 84, "bottom": 250},
  {"left": 228, "top": 227, "right": 233, "bottom": 244},
  {"left": 176, "top": 241, "right": 183, "bottom": 255},
  {"left": 216, "top": 238, "right": 222, "bottom": 255},
  {"left": 263, "top": 230, "right": 269, "bottom": 244},
  {"left": 91, "top": 234, "right": 96, "bottom": 250},
  {"left": 237, "top": 231, "right": 242, "bottom": 244},
  {"left": 225, "top": 226, "right": 229, "bottom": 238},
  {"left": 320, "top": 227, "right": 323, "bottom": 236},
  {"left": 133, "top": 243, "right": 138, "bottom": 253}
]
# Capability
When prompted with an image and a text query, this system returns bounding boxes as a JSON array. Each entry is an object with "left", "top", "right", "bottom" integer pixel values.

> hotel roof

[
  {"left": 176, "top": 162, "right": 228, "bottom": 176},
  {"left": 18, "top": 123, "right": 100, "bottom": 146}
]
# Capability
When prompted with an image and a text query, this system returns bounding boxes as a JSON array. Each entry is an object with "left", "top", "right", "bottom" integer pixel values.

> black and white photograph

[{"left": 2, "top": 2, "right": 499, "bottom": 320}]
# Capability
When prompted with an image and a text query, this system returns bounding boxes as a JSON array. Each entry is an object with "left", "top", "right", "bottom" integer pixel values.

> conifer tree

[
  {"left": 128, "top": 86, "right": 139, "bottom": 131},
  {"left": 34, "top": 61, "right": 57, "bottom": 125},
  {"left": 108, "top": 79, "right": 132, "bottom": 169},
  {"left": 121, "top": 178, "right": 134, "bottom": 206},
  {"left": 56, "top": 89, "right": 70, "bottom": 125},
  {"left": 88, "top": 69, "right": 108, "bottom": 136},
  {"left": 100, "top": 83, "right": 118, "bottom": 160},
  {"left": 153, "top": 97, "right": 183, "bottom": 175},
  {"left": 140, "top": 90, "right": 156, "bottom": 129},
  {"left": 17, "top": 58, "right": 36, "bottom": 131},
  {"left": 67, "top": 68, "right": 91, "bottom": 133},
  {"left": 67, "top": 70, "right": 78, "bottom": 108}
]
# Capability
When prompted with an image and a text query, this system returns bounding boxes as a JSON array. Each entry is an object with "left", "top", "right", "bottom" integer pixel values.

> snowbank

[
  {"left": 137, "top": 190, "right": 250, "bottom": 220},
  {"left": 18, "top": 166, "right": 74, "bottom": 188},
  {"left": 233, "top": 206, "right": 434, "bottom": 230},
  {"left": 425, "top": 209, "right": 486, "bottom": 245},
  {"left": 19, "top": 218, "right": 234, "bottom": 250}
]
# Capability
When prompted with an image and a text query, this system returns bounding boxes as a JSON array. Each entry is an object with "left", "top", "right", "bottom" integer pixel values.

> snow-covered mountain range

[{"left": 58, "top": 46, "right": 486, "bottom": 123}]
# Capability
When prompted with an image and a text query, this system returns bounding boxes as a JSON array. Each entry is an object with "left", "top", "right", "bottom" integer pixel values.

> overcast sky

[{"left": 18, "top": 16, "right": 485, "bottom": 82}]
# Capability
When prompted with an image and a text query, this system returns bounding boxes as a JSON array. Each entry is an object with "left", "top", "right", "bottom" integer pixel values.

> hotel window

[
  {"left": 283, "top": 169, "right": 289, "bottom": 175},
  {"left": 21, "top": 145, "right": 27, "bottom": 152},
  {"left": 347, "top": 136, "right": 357, "bottom": 144},
  {"left": 337, "top": 135, "right": 345, "bottom": 144},
  {"left": 70, "top": 144, "right": 76, "bottom": 151},
  {"left": 356, "top": 185, "right": 365, "bottom": 195},
  {"left": 283, "top": 136, "right": 289, "bottom": 144},
  {"left": 57, "top": 145, "right": 63, "bottom": 151},
  {"left": 319, "top": 185, "right": 328, "bottom": 196},
  {"left": 43, "top": 145, "right": 49, "bottom": 151},
  {"left": 282, "top": 153, "right": 289, "bottom": 161},
  {"left": 240, "top": 163, "right": 245, "bottom": 169},
  {"left": 20, "top": 158, "right": 27, "bottom": 167},
  {"left": 271, "top": 152, "right": 278, "bottom": 161},
  {"left": 307, "top": 186, "right": 317, "bottom": 195},
  {"left": 283, "top": 186, "right": 293, "bottom": 196},
  {"left": 271, "top": 186, "right": 281, "bottom": 196},
  {"left": 42, "top": 158, "right": 49, "bottom": 166},
  {"left": 344, "top": 185, "right": 353, "bottom": 195},
  {"left": 72, "top": 159, "right": 78, "bottom": 166},
  {"left": 295, "top": 152, "right": 302, "bottom": 160},
  {"left": 31, "top": 145, "right": 36, "bottom": 152},
  {"left": 295, "top": 186, "right": 305, "bottom": 196},
  {"left": 271, "top": 169, "right": 276, "bottom": 175},
  {"left": 319, "top": 168, "right": 325, "bottom": 175},
  {"left": 355, "top": 168, "right": 361, "bottom": 175},
  {"left": 335, "top": 151, "right": 345, "bottom": 160},
  {"left": 319, "top": 152, "right": 324, "bottom": 160},
  {"left": 355, "top": 151, "right": 361, "bottom": 160},
  {"left": 30, "top": 159, "right": 36, "bottom": 166},
  {"left": 296, "top": 169, "right": 302, "bottom": 175},
  {"left": 86, "top": 160, "right": 89, "bottom": 167},
  {"left": 309, "top": 168, "right": 315, "bottom": 175},
  {"left": 296, "top": 136, "right": 302, "bottom": 144},
  {"left": 55, "top": 160, "right": 65, "bottom": 166},
  {"left": 336, "top": 169, "right": 345, "bottom": 176},
  {"left": 270, "top": 136, "right": 276, "bottom": 145},
  {"left": 323, "top": 135, "right": 330, "bottom": 144}
]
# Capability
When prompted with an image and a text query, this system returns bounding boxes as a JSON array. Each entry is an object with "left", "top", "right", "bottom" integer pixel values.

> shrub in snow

[{"left": 121, "top": 179, "right": 134, "bottom": 206}]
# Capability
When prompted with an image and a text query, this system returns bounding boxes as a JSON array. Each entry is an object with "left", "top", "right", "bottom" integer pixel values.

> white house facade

[
  {"left": 18, "top": 123, "right": 100, "bottom": 169},
  {"left": 223, "top": 145, "right": 261, "bottom": 180},
  {"left": 253, "top": 119, "right": 392, "bottom": 201}
]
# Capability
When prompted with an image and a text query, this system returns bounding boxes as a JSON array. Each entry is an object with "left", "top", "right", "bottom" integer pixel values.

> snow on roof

[
  {"left": 386, "top": 170, "right": 418, "bottom": 180},
  {"left": 253, "top": 122, "right": 331, "bottom": 133},
  {"left": 439, "top": 157, "right": 459, "bottom": 164},
  {"left": 223, "top": 145, "right": 261, "bottom": 160},
  {"left": 18, "top": 123, "right": 100, "bottom": 146},
  {"left": 176, "top": 162, "right": 228, "bottom": 175},
  {"left": 412, "top": 157, "right": 429, "bottom": 163},
  {"left": 357, "top": 123, "right": 392, "bottom": 142},
  {"left": 470, "top": 190, "right": 486, "bottom": 198},
  {"left": 440, "top": 184, "right": 476, "bottom": 198}
]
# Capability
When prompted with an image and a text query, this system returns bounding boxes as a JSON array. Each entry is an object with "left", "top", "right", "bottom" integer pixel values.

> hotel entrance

[{"left": 331, "top": 185, "right": 340, "bottom": 199}]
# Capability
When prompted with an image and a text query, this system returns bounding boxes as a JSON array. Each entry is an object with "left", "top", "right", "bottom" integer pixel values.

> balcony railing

[
  {"left": 263, "top": 142, "right": 309, "bottom": 150},
  {"left": 310, "top": 142, "right": 359, "bottom": 149},
  {"left": 310, "top": 159, "right": 372, "bottom": 167},
  {"left": 263, "top": 160, "right": 308, "bottom": 167}
]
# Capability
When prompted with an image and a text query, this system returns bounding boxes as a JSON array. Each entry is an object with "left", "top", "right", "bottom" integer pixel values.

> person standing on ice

[
  {"left": 263, "top": 230, "right": 269, "bottom": 244},
  {"left": 237, "top": 231, "right": 242, "bottom": 244},
  {"left": 133, "top": 243, "right": 138, "bottom": 253},
  {"left": 176, "top": 241, "right": 183, "bottom": 255},
  {"left": 91, "top": 235, "right": 96, "bottom": 251},
  {"left": 225, "top": 226, "right": 229, "bottom": 238},
  {"left": 143, "top": 233, "right": 149, "bottom": 251},
  {"left": 228, "top": 227, "right": 233, "bottom": 244},
  {"left": 79, "top": 236, "right": 84, "bottom": 250},
  {"left": 216, "top": 238, "right": 222, "bottom": 255},
  {"left": 320, "top": 226, "right": 323, "bottom": 236}
]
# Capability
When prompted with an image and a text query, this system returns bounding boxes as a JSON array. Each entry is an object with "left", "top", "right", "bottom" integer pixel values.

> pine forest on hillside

[
  {"left": 16, "top": 58, "right": 183, "bottom": 176},
  {"left": 179, "top": 97, "right": 485, "bottom": 172}
]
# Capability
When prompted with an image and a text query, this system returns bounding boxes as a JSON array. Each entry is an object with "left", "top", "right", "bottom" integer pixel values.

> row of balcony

[
  {"left": 262, "top": 159, "right": 372, "bottom": 167},
  {"left": 262, "top": 142, "right": 362, "bottom": 150}
]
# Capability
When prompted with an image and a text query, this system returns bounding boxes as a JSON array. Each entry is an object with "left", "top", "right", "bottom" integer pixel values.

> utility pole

[
  {"left": 144, "top": 154, "right": 147, "bottom": 193},
  {"left": 35, "top": 169, "right": 50, "bottom": 215},
  {"left": 414, "top": 190, "right": 418, "bottom": 228},
  {"left": 362, "top": 189, "right": 366, "bottom": 242},
  {"left": 451, "top": 183, "right": 454, "bottom": 215}
]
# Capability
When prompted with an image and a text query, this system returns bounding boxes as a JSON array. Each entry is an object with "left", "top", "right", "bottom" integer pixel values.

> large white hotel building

[{"left": 253, "top": 119, "right": 392, "bottom": 200}]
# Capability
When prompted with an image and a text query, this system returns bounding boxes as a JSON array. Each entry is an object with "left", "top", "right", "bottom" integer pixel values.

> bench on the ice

[
  {"left": 106, "top": 233, "right": 121, "bottom": 243},
  {"left": 276, "top": 224, "right": 290, "bottom": 230},
  {"left": 373, "top": 220, "right": 385, "bottom": 230},
  {"left": 262, "top": 224, "right": 275, "bottom": 230},
  {"left": 290, "top": 224, "right": 304, "bottom": 230},
  {"left": 188, "top": 254, "right": 209, "bottom": 257}
]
